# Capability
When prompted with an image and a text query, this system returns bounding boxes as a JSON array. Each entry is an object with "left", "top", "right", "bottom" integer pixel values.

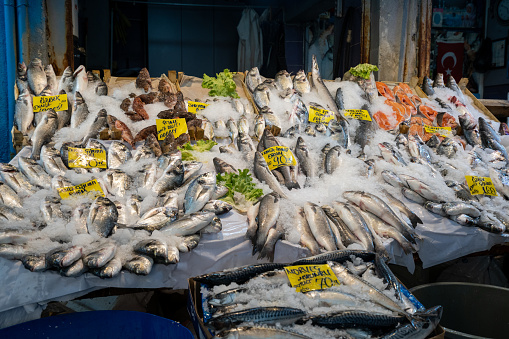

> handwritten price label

[
  {"left": 284, "top": 264, "right": 340, "bottom": 293},
  {"left": 156, "top": 118, "right": 188, "bottom": 140},
  {"left": 68, "top": 148, "right": 107, "bottom": 169},
  {"left": 261, "top": 146, "right": 297, "bottom": 171},
  {"left": 344, "top": 109, "right": 372, "bottom": 121},
  {"left": 465, "top": 176, "right": 498, "bottom": 196},
  {"left": 33, "top": 94, "right": 68, "bottom": 113},
  {"left": 424, "top": 125, "right": 452, "bottom": 137},
  {"left": 308, "top": 106, "right": 335, "bottom": 124},
  {"left": 57, "top": 179, "right": 105, "bottom": 200},
  {"left": 187, "top": 101, "right": 209, "bottom": 113}
]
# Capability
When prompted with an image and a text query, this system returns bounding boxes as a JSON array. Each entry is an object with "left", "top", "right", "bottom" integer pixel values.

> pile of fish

[{"left": 195, "top": 250, "right": 442, "bottom": 338}]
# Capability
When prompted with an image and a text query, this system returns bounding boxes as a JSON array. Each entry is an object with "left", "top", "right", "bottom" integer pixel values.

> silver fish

[
  {"left": 18, "top": 156, "right": 52, "bottom": 189},
  {"left": 0, "top": 163, "right": 38, "bottom": 195},
  {"left": 72, "top": 65, "right": 88, "bottom": 93},
  {"left": 0, "top": 182, "right": 22, "bottom": 209},
  {"left": 379, "top": 142, "right": 407, "bottom": 166},
  {"left": 184, "top": 172, "right": 216, "bottom": 214},
  {"left": 91, "top": 256, "right": 122, "bottom": 278},
  {"left": 443, "top": 202, "right": 481, "bottom": 218},
  {"left": 126, "top": 194, "right": 143, "bottom": 222},
  {"left": 231, "top": 98, "right": 245, "bottom": 114},
  {"left": 458, "top": 113, "right": 482, "bottom": 147},
  {"left": 237, "top": 131, "right": 256, "bottom": 156},
  {"left": 71, "top": 203, "right": 90, "bottom": 234},
  {"left": 253, "top": 84, "right": 271, "bottom": 109},
  {"left": 202, "top": 200, "right": 232, "bottom": 215},
  {"left": 327, "top": 119, "right": 350, "bottom": 149},
  {"left": 424, "top": 201, "right": 447, "bottom": 216},
  {"left": 477, "top": 212, "right": 506, "bottom": 233},
  {"left": 304, "top": 202, "right": 337, "bottom": 252},
  {"left": 58, "top": 66, "right": 74, "bottom": 93},
  {"left": 226, "top": 118, "right": 239, "bottom": 148},
  {"left": 437, "top": 137, "right": 461, "bottom": 158},
  {"left": 402, "top": 187, "right": 427, "bottom": 204},
  {"left": 31, "top": 109, "right": 58, "bottom": 160},
  {"left": 479, "top": 117, "right": 507, "bottom": 159},
  {"left": 44, "top": 64, "right": 58, "bottom": 95},
  {"left": 333, "top": 202, "right": 375, "bottom": 251},
  {"left": 261, "top": 107, "right": 282, "bottom": 134},
  {"left": 0, "top": 204, "right": 24, "bottom": 221},
  {"left": 46, "top": 245, "right": 83, "bottom": 268},
  {"left": 22, "top": 254, "right": 48, "bottom": 272},
  {"left": 293, "top": 69, "right": 310, "bottom": 94},
  {"left": 399, "top": 175, "right": 441, "bottom": 202},
  {"left": 14, "top": 89, "right": 33, "bottom": 135},
  {"left": 213, "top": 157, "right": 237, "bottom": 174},
  {"left": 134, "top": 238, "right": 168, "bottom": 262},
  {"left": 55, "top": 89, "right": 72, "bottom": 129},
  {"left": 246, "top": 67, "right": 262, "bottom": 93},
  {"left": 16, "top": 62, "right": 30, "bottom": 94},
  {"left": 238, "top": 115, "right": 250, "bottom": 135},
  {"left": 325, "top": 145, "right": 342, "bottom": 174},
  {"left": 254, "top": 114, "right": 265, "bottom": 141},
  {"left": 40, "top": 196, "right": 65, "bottom": 222},
  {"left": 82, "top": 109, "right": 108, "bottom": 144},
  {"left": 51, "top": 175, "right": 73, "bottom": 193},
  {"left": 363, "top": 211, "right": 414, "bottom": 254},
  {"left": 124, "top": 254, "right": 153, "bottom": 275},
  {"left": 71, "top": 91, "right": 90, "bottom": 128},
  {"left": 294, "top": 206, "right": 321, "bottom": 255},
  {"left": 132, "top": 206, "right": 178, "bottom": 232},
  {"left": 253, "top": 152, "right": 288, "bottom": 199},
  {"left": 201, "top": 216, "right": 223, "bottom": 234},
  {"left": 83, "top": 243, "right": 116, "bottom": 268},
  {"left": 27, "top": 58, "right": 47, "bottom": 95},
  {"left": 156, "top": 192, "right": 178, "bottom": 210},
  {"left": 160, "top": 211, "right": 215, "bottom": 236},
  {"left": 253, "top": 192, "right": 280, "bottom": 255},
  {"left": 294, "top": 137, "right": 316, "bottom": 179},
  {"left": 446, "top": 75, "right": 466, "bottom": 103},
  {"left": 133, "top": 144, "right": 155, "bottom": 162},
  {"left": 107, "top": 141, "right": 132, "bottom": 169},
  {"left": 178, "top": 234, "right": 201, "bottom": 253},
  {"left": 311, "top": 55, "right": 341, "bottom": 118},
  {"left": 157, "top": 151, "right": 181, "bottom": 171},
  {"left": 382, "top": 189, "right": 422, "bottom": 227},
  {"left": 183, "top": 161, "right": 203, "bottom": 185},
  {"left": 202, "top": 119, "right": 214, "bottom": 141},
  {"left": 59, "top": 258, "right": 87, "bottom": 277},
  {"left": 137, "top": 163, "right": 158, "bottom": 189},
  {"left": 105, "top": 169, "right": 132, "bottom": 197},
  {"left": 275, "top": 70, "right": 293, "bottom": 91},
  {"left": 87, "top": 196, "right": 118, "bottom": 237},
  {"left": 434, "top": 72, "right": 445, "bottom": 88},
  {"left": 321, "top": 205, "right": 359, "bottom": 248}
]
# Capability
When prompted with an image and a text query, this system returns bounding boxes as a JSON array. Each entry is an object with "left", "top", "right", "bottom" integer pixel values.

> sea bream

[
  {"left": 183, "top": 172, "right": 216, "bottom": 214},
  {"left": 27, "top": 58, "right": 47, "bottom": 95},
  {"left": 18, "top": 156, "right": 52, "bottom": 189},
  {"left": 87, "top": 196, "right": 118, "bottom": 237},
  {"left": 14, "top": 89, "right": 33, "bottom": 135},
  {"left": 0, "top": 163, "right": 39, "bottom": 196},
  {"left": 31, "top": 109, "right": 58, "bottom": 160}
]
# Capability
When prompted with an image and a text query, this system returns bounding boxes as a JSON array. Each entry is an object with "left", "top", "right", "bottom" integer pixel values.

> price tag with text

[
  {"left": 261, "top": 146, "right": 297, "bottom": 171},
  {"left": 57, "top": 179, "right": 105, "bottom": 200},
  {"left": 33, "top": 94, "right": 68, "bottom": 113},
  {"left": 344, "top": 109, "right": 372, "bottom": 121},
  {"left": 187, "top": 101, "right": 209, "bottom": 113},
  {"left": 465, "top": 176, "right": 498, "bottom": 196},
  {"left": 308, "top": 106, "right": 335, "bottom": 124},
  {"left": 424, "top": 125, "right": 452, "bottom": 137},
  {"left": 156, "top": 118, "right": 188, "bottom": 140},
  {"left": 68, "top": 148, "right": 107, "bottom": 169},
  {"left": 284, "top": 264, "right": 340, "bottom": 293}
]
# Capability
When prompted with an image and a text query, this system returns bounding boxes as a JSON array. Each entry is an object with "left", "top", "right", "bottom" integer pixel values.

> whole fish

[
  {"left": 443, "top": 202, "right": 481, "bottom": 218},
  {"left": 126, "top": 194, "right": 143, "bottom": 221},
  {"left": 82, "top": 109, "right": 108, "bottom": 144},
  {"left": 0, "top": 204, "right": 24, "bottom": 221},
  {"left": 402, "top": 187, "right": 427, "bottom": 204},
  {"left": 27, "top": 58, "right": 47, "bottom": 95},
  {"left": 55, "top": 89, "right": 72, "bottom": 129},
  {"left": 133, "top": 144, "right": 155, "bottom": 161},
  {"left": 354, "top": 107, "right": 375, "bottom": 156},
  {"left": 237, "top": 131, "right": 256, "bottom": 156},
  {"left": 294, "top": 69, "right": 310, "bottom": 94},
  {"left": 178, "top": 234, "right": 201, "bottom": 253},
  {"left": 424, "top": 201, "right": 447, "bottom": 216},
  {"left": 183, "top": 161, "right": 203, "bottom": 184},
  {"left": 382, "top": 189, "right": 422, "bottom": 227},
  {"left": 260, "top": 107, "right": 282, "bottom": 135},
  {"left": 72, "top": 65, "right": 88, "bottom": 93},
  {"left": 87, "top": 71, "right": 108, "bottom": 96},
  {"left": 446, "top": 75, "right": 466, "bottom": 103},
  {"left": 105, "top": 169, "right": 132, "bottom": 197},
  {"left": 91, "top": 257, "right": 122, "bottom": 278},
  {"left": 311, "top": 55, "right": 341, "bottom": 119},
  {"left": 107, "top": 141, "right": 132, "bottom": 169},
  {"left": 58, "top": 66, "right": 74, "bottom": 93},
  {"left": 22, "top": 254, "right": 48, "bottom": 272},
  {"left": 71, "top": 91, "right": 90, "bottom": 128},
  {"left": 14, "top": 89, "right": 33, "bottom": 135},
  {"left": 71, "top": 203, "right": 90, "bottom": 234},
  {"left": 437, "top": 137, "right": 461, "bottom": 158},
  {"left": 202, "top": 216, "right": 223, "bottom": 234},
  {"left": 0, "top": 163, "right": 38, "bottom": 195},
  {"left": 46, "top": 246, "right": 83, "bottom": 268},
  {"left": 83, "top": 243, "right": 116, "bottom": 268},
  {"left": 294, "top": 137, "right": 316, "bottom": 179},
  {"left": 458, "top": 113, "right": 482, "bottom": 147},
  {"left": 434, "top": 72, "right": 445, "bottom": 88},
  {"left": 132, "top": 206, "right": 178, "bottom": 231},
  {"left": 184, "top": 172, "right": 216, "bottom": 214},
  {"left": 321, "top": 205, "right": 359, "bottom": 248},
  {"left": 40, "top": 196, "right": 65, "bottom": 222},
  {"left": 44, "top": 64, "right": 58, "bottom": 95},
  {"left": 293, "top": 206, "right": 321, "bottom": 255},
  {"left": 31, "top": 109, "right": 58, "bottom": 160},
  {"left": 213, "top": 157, "right": 237, "bottom": 174},
  {"left": 246, "top": 67, "right": 262, "bottom": 93},
  {"left": 202, "top": 119, "right": 214, "bottom": 141},
  {"left": 152, "top": 159, "right": 184, "bottom": 195},
  {"left": 209, "top": 307, "right": 306, "bottom": 329},
  {"left": 51, "top": 175, "right": 72, "bottom": 193},
  {"left": 381, "top": 306, "right": 442, "bottom": 339},
  {"left": 253, "top": 152, "right": 288, "bottom": 199},
  {"left": 238, "top": 115, "right": 250, "bottom": 135},
  {"left": 489, "top": 167, "right": 509, "bottom": 199},
  {"left": 333, "top": 202, "right": 375, "bottom": 251},
  {"left": 254, "top": 192, "right": 280, "bottom": 254},
  {"left": 325, "top": 145, "right": 342, "bottom": 174},
  {"left": 479, "top": 117, "right": 508, "bottom": 159},
  {"left": 477, "top": 212, "right": 506, "bottom": 233},
  {"left": 344, "top": 191, "right": 418, "bottom": 243},
  {"left": 157, "top": 151, "right": 181, "bottom": 172},
  {"left": 16, "top": 62, "right": 30, "bottom": 94},
  {"left": 421, "top": 76, "right": 435, "bottom": 96},
  {"left": 309, "top": 310, "right": 406, "bottom": 329},
  {"left": 18, "top": 156, "right": 52, "bottom": 189},
  {"left": 160, "top": 211, "right": 215, "bottom": 236},
  {"left": 0, "top": 182, "right": 23, "bottom": 209},
  {"left": 275, "top": 70, "right": 293, "bottom": 90},
  {"left": 363, "top": 211, "right": 414, "bottom": 254},
  {"left": 134, "top": 239, "right": 168, "bottom": 261},
  {"left": 124, "top": 254, "right": 153, "bottom": 275},
  {"left": 379, "top": 142, "right": 407, "bottom": 166},
  {"left": 87, "top": 196, "right": 118, "bottom": 237},
  {"left": 254, "top": 114, "right": 265, "bottom": 141},
  {"left": 320, "top": 143, "right": 332, "bottom": 169},
  {"left": 202, "top": 200, "right": 232, "bottom": 215},
  {"left": 253, "top": 84, "right": 271, "bottom": 109},
  {"left": 327, "top": 119, "right": 350, "bottom": 149},
  {"left": 136, "top": 163, "right": 158, "bottom": 189},
  {"left": 399, "top": 175, "right": 441, "bottom": 202},
  {"left": 304, "top": 202, "right": 337, "bottom": 252}
]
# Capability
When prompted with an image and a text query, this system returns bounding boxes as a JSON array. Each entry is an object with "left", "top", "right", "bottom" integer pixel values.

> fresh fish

[
  {"left": 55, "top": 89, "right": 72, "bottom": 129},
  {"left": 21, "top": 254, "right": 48, "bottom": 272},
  {"left": 253, "top": 152, "right": 288, "bottom": 199},
  {"left": 90, "top": 257, "right": 122, "bottom": 278},
  {"left": 436, "top": 137, "right": 461, "bottom": 158},
  {"left": 254, "top": 114, "right": 265, "bottom": 141},
  {"left": 194, "top": 262, "right": 286, "bottom": 286},
  {"left": 160, "top": 211, "right": 215, "bottom": 236},
  {"left": 254, "top": 193, "right": 280, "bottom": 254},
  {"left": 0, "top": 163, "right": 38, "bottom": 195},
  {"left": 237, "top": 115, "right": 250, "bottom": 135},
  {"left": 321, "top": 205, "right": 359, "bottom": 248},
  {"left": 58, "top": 66, "right": 74, "bottom": 93},
  {"left": 202, "top": 216, "right": 223, "bottom": 234},
  {"left": 202, "top": 200, "right": 232, "bottom": 215},
  {"left": 293, "top": 70, "right": 310, "bottom": 94},
  {"left": 18, "top": 157, "right": 52, "bottom": 189},
  {"left": 258, "top": 222, "right": 284, "bottom": 262},
  {"left": 219, "top": 145, "right": 233, "bottom": 154},
  {"left": 107, "top": 141, "right": 132, "bottom": 169},
  {"left": 27, "top": 58, "right": 47, "bottom": 95},
  {"left": 402, "top": 187, "right": 427, "bottom": 204},
  {"left": 0, "top": 204, "right": 24, "bottom": 221},
  {"left": 304, "top": 202, "right": 337, "bottom": 252},
  {"left": 72, "top": 65, "right": 88, "bottom": 93},
  {"left": 70, "top": 203, "right": 90, "bottom": 234},
  {"left": 381, "top": 306, "right": 442, "bottom": 339},
  {"left": 489, "top": 167, "right": 509, "bottom": 199},
  {"left": 294, "top": 137, "right": 316, "bottom": 179},
  {"left": 327, "top": 119, "right": 350, "bottom": 149},
  {"left": 477, "top": 212, "right": 506, "bottom": 233},
  {"left": 363, "top": 211, "right": 414, "bottom": 254},
  {"left": 178, "top": 234, "right": 201, "bottom": 253},
  {"left": 132, "top": 207, "right": 178, "bottom": 231},
  {"left": 133, "top": 144, "right": 155, "bottom": 162},
  {"left": 325, "top": 145, "right": 342, "bottom": 174},
  {"left": 87, "top": 71, "right": 108, "bottom": 96},
  {"left": 379, "top": 142, "right": 407, "bottom": 166},
  {"left": 16, "top": 62, "right": 30, "bottom": 94},
  {"left": 40, "top": 196, "right": 64, "bottom": 222},
  {"left": 14, "top": 89, "right": 33, "bottom": 135},
  {"left": 0, "top": 183, "right": 22, "bottom": 209},
  {"left": 152, "top": 160, "right": 184, "bottom": 195},
  {"left": 51, "top": 175, "right": 72, "bottom": 193},
  {"left": 134, "top": 239, "right": 168, "bottom": 261},
  {"left": 208, "top": 287, "right": 249, "bottom": 307},
  {"left": 209, "top": 307, "right": 306, "bottom": 328},
  {"left": 246, "top": 67, "right": 262, "bottom": 93},
  {"left": 83, "top": 243, "right": 116, "bottom": 268},
  {"left": 237, "top": 131, "right": 256, "bottom": 155},
  {"left": 311, "top": 55, "right": 341, "bottom": 118},
  {"left": 333, "top": 202, "right": 375, "bottom": 251},
  {"left": 443, "top": 202, "right": 481, "bottom": 217},
  {"left": 82, "top": 109, "right": 108, "bottom": 144},
  {"left": 260, "top": 107, "right": 282, "bottom": 135},
  {"left": 71, "top": 91, "right": 90, "bottom": 128},
  {"left": 399, "top": 175, "right": 441, "bottom": 202},
  {"left": 275, "top": 70, "right": 293, "bottom": 90},
  {"left": 105, "top": 169, "right": 132, "bottom": 197},
  {"left": 344, "top": 191, "right": 418, "bottom": 243},
  {"left": 184, "top": 172, "right": 216, "bottom": 214},
  {"left": 426, "top": 135, "right": 441, "bottom": 150},
  {"left": 31, "top": 109, "right": 58, "bottom": 160},
  {"left": 421, "top": 76, "right": 435, "bottom": 96},
  {"left": 59, "top": 258, "right": 87, "bottom": 277},
  {"left": 354, "top": 108, "right": 375, "bottom": 156},
  {"left": 446, "top": 75, "right": 466, "bottom": 103},
  {"left": 124, "top": 254, "right": 153, "bottom": 275},
  {"left": 434, "top": 73, "right": 445, "bottom": 88},
  {"left": 44, "top": 64, "right": 58, "bottom": 95},
  {"left": 252, "top": 84, "right": 271, "bottom": 109},
  {"left": 214, "top": 326, "right": 311, "bottom": 338},
  {"left": 183, "top": 161, "right": 203, "bottom": 184},
  {"left": 292, "top": 206, "right": 321, "bottom": 255},
  {"left": 46, "top": 246, "right": 83, "bottom": 268},
  {"left": 87, "top": 196, "right": 118, "bottom": 237},
  {"left": 382, "top": 189, "right": 422, "bottom": 227},
  {"left": 309, "top": 310, "right": 406, "bottom": 329},
  {"left": 136, "top": 163, "right": 157, "bottom": 189},
  {"left": 479, "top": 117, "right": 508, "bottom": 159},
  {"left": 424, "top": 201, "right": 447, "bottom": 216},
  {"left": 213, "top": 157, "right": 237, "bottom": 174},
  {"left": 395, "top": 133, "right": 408, "bottom": 149},
  {"left": 245, "top": 202, "right": 260, "bottom": 248},
  {"left": 126, "top": 194, "right": 143, "bottom": 221},
  {"left": 144, "top": 133, "right": 162, "bottom": 157},
  {"left": 458, "top": 113, "right": 482, "bottom": 147},
  {"left": 157, "top": 151, "right": 181, "bottom": 172}
]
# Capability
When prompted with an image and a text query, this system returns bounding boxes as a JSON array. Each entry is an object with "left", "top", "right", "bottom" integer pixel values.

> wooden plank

[
  {"left": 479, "top": 99, "right": 509, "bottom": 118},
  {"left": 464, "top": 88, "right": 499, "bottom": 122},
  {"left": 103, "top": 69, "right": 111, "bottom": 84},
  {"left": 168, "top": 70, "right": 177, "bottom": 84}
]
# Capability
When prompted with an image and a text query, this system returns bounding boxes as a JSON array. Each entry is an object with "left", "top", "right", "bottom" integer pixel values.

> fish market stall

[{"left": 3, "top": 56, "right": 509, "bottom": 328}]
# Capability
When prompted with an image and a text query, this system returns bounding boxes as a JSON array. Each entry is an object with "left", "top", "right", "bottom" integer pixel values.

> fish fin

[
  {"left": 284, "top": 180, "right": 301, "bottom": 190},
  {"left": 258, "top": 244, "right": 275, "bottom": 262},
  {"left": 409, "top": 213, "right": 423, "bottom": 227}
]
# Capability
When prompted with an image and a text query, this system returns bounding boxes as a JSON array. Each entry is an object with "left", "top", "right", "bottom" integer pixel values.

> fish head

[
  {"left": 17, "top": 62, "right": 27, "bottom": 74},
  {"left": 74, "top": 91, "right": 85, "bottom": 104},
  {"left": 198, "top": 172, "right": 216, "bottom": 186}
]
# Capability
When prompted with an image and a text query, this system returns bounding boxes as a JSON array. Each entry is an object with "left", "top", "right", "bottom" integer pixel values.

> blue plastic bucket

[{"left": 0, "top": 310, "right": 193, "bottom": 339}]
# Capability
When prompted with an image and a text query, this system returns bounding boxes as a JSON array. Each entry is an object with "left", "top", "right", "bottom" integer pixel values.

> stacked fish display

[{"left": 194, "top": 250, "right": 442, "bottom": 338}]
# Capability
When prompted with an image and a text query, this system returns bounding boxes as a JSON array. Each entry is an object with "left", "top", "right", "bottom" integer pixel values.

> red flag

[{"left": 437, "top": 41, "right": 464, "bottom": 82}]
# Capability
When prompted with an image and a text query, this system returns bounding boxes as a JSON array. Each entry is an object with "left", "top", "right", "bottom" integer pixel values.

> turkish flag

[{"left": 437, "top": 41, "right": 464, "bottom": 82}]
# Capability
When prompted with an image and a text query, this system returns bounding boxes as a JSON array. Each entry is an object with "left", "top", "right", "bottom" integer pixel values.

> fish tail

[
  {"left": 258, "top": 243, "right": 276, "bottom": 262},
  {"left": 409, "top": 213, "right": 423, "bottom": 228},
  {"left": 284, "top": 180, "right": 301, "bottom": 190}
]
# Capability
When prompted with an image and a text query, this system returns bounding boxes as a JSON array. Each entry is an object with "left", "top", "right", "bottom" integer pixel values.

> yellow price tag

[
  {"left": 33, "top": 94, "right": 68, "bottom": 113},
  {"left": 261, "top": 146, "right": 297, "bottom": 171},
  {"left": 424, "top": 125, "right": 452, "bottom": 137},
  {"left": 57, "top": 179, "right": 105, "bottom": 200},
  {"left": 284, "top": 264, "right": 340, "bottom": 293},
  {"left": 308, "top": 106, "right": 335, "bottom": 124},
  {"left": 187, "top": 101, "right": 209, "bottom": 113},
  {"left": 68, "top": 147, "right": 107, "bottom": 169},
  {"left": 344, "top": 109, "right": 372, "bottom": 121},
  {"left": 156, "top": 118, "right": 188, "bottom": 140},
  {"left": 465, "top": 176, "right": 498, "bottom": 196}
]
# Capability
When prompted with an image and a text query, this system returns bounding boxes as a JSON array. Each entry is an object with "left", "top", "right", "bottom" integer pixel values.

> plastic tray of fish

[{"left": 188, "top": 250, "right": 442, "bottom": 339}]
